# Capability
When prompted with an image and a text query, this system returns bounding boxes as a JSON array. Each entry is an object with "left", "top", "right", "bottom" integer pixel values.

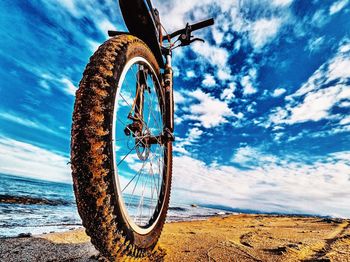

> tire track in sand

[{"left": 302, "top": 221, "right": 350, "bottom": 261}]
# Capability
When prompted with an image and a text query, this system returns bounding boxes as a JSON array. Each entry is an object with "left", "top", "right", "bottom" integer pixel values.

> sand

[{"left": 1, "top": 214, "right": 350, "bottom": 261}]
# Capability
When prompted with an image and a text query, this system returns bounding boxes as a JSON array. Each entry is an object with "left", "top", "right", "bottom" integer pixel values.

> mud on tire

[{"left": 71, "top": 35, "right": 172, "bottom": 260}]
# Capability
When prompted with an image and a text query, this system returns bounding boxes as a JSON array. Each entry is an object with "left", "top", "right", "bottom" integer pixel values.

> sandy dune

[{"left": 1, "top": 214, "right": 349, "bottom": 261}]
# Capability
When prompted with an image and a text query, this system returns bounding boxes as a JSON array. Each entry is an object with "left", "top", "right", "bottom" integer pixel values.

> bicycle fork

[
  {"left": 163, "top": 50, "right": 174, "bottom": 139},
  {"left": 125, "top": 54, "right": 175, "bottom": 144}
]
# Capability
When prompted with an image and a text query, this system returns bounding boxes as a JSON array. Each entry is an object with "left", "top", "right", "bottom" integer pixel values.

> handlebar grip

[{"left": 191, "top": 18, "right": 214, "bottom": 31}]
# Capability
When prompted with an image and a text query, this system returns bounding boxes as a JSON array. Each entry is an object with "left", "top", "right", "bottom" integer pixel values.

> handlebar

[
  {"left": 191, "top": 18, "right": 215, "bottom": 31},
  {"left": 163, "top": 18, "right": 214, "bottom": 41}
]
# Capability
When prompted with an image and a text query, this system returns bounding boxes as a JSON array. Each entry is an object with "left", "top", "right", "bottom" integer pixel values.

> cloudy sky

[{"left": 0, "top": 0, "right": 349, "bottom": 217}]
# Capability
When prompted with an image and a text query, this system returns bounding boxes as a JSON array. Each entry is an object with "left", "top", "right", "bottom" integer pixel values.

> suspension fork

[
  {"left": 135, "top": 66, "right": 146, "bottom": 123},
  {"left": 125, "top": 66, "right": 146, "bottom": 136},
  {"left": 163, "top": 49, "right": 174, "bottom": 134}
]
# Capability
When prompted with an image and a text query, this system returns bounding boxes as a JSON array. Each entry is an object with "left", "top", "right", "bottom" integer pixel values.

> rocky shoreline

[{"left": 0, "top": 194, "right": 71, "bottom": 206}]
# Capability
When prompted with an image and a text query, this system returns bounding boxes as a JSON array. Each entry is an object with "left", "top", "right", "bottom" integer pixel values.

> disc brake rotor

[{"left": 135, "top": 128, "right": 151, "bottom": 161}]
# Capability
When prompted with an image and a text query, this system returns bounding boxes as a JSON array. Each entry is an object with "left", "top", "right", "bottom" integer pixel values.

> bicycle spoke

[
  {"left": 117, "top": 140, "right": 141, "bottom": 167},
  {"left": 127, "top": 167, "right": 143, "bottom": 209},
  {"left": 126, "top": 159, "right": 149, "bottom": 212},
  {"left": 148, "top": 147, "right": 160, "bottom": 196},
  {"left": 137, "top": 168, "right": 151, "bottom": 225},
  {"left": 122, "top": 160, "right": 148, "bottom": 193}
]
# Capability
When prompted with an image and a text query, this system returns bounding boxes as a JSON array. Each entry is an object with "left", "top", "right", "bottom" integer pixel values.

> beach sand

[{"left": 1, "top": 214, "right": 349, "bottom": 261}]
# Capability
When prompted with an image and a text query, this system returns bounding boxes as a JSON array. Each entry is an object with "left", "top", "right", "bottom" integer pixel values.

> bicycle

[{"left": 71, "top": 0, "right": 214, "bottom": 259}]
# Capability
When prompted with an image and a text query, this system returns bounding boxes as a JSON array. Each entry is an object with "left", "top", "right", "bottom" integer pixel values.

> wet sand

[{"left": 1, "top": 214, "right": 349, "bottom": 261}]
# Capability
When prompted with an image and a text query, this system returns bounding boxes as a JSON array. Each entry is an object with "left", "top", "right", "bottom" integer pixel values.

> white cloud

[
  {"left": 240, "top": 67, "right": 258, "bottom": 96},
  {"left": 57, "top": 0, "right": 80, "bottom": 17},
  {"left": 34, "top": 72, "right": 78, "bottom": 97},
  {"left": 41, "top": 0, "right": 124, "bottom": 57},
  {"left": 173, "top": 127, "right": 203, "bottom": 155},
  {"left": 61, "top": 78, "right": 77, "bottom": 96},
  {"left": 249, "top": 18, "right": 282, "bottom": 49},
  {"left": 173, "top": 90, "right": 187, "bottom": 105},
  {"left": 311, "top": 9, "right": 330, "bottom": 28},
  {"left": 330, "top": 0, "right": 349, "bottom": 15},
  {"left": 186, "top": 70, "right": 196, "bottom": 79},
  {"left": 306, "top": 36, "right": 325, "bottom": 53},
  {"left": 157, "top": 0, "right": 289, "bottom": 51},
  {"left": 173, "top": 143, "right": 189, "bottom": 155},
  {"left": 327, "top": 54, "right": 350, "bottom": 81},
  {"left": 272, "top": 88, "right": 286, "bottom": 97},
  {"left": 220, "top": 82, "right": 236, "bottom": 101},
  {"left": 339, "top": 100, "right": 350, "bottom": 108},
  {"left": 184, "top": 89, "right": 233, "bottom": 128},
  {"left": 246, "top": 102, "right": 257, "bottom": 113},
  {"left": 187, "top": 127, "right": 203, "bottom": 141},
  {"left": 96, "top": 19, "right": 118, "bottom": 36},
  {"left": 287, "top": 49, "right": 350, "bottom": 100},
  {"left": 154, "top": 0, "right": 292, "bottom": 104},
  {"left": 0, "top": 111, "right": 65, "bottom": 137},
  {"left": 155, "top": 0, "right": 237, "bottom": 32},
  {"left": 0, "top": 137, "right": 71, "bottom": 183},
  {"left": 266, "top": 107, "right": 288, "bottom": 127},
  {"left": 272, "top": 125, "right": 284, "bottom": 132},
  {"left": 155, "top": 1, "right": 208, "bottom": 31},
  {"left": 171, "top": 66, "right": 180, "bottom": 78},
  {"left": 87, "top": 39, "right": 101, "bottom": 52},
  {"left": 234, "top": 112, "right": 244, "bottom": 119},
  {"left": 339, "top": 116, "right": 350, "bottom": 125},
  {"left": 173, "top": 89, "right": 187, "bottom": 125},
  {"left": 272, "top": 0, "right": 293, "bottom": 7},
  {"left": 339, "top": 41, "right": 350, "bottom": 53},
  {"left": 217, "top": 68, "right": 232, "bottom": 81},
  {"left": 241, "top": 75, "right": 257, "bottom": 96},
  {"left": 172, "top": 151, "right": 350, "bottom": 218},
  {"left": 231, "top": 146, "right": 257, "bottom": 164},
  {"left": 231, "top": 146, "right": 277, "bottom": 167},
  {"left": 286, "top": 123, "right": 350, "bottom": 142},
  {"left": 191, "top": 41, "right": 230, "bottom": 71},
  {"left": 0, "top": 112, "right": 40, "bottom": 129},
  {"left": 39, "top": 79, "right": 51, "bottom": 91},
  {"left": 267, "top": 47, "right": 350, "bottom": 126},
  {"left": 212, "top": 27, "right": 224, "bottom": 45},
  {"left": 155, "top": 0, "right": 233, "bottom": 74},
  {"left": 273, "top": 84, "right": 349, "bottom": 125},
  {"left": 202, "top": 74, "right": 216, "bottom": 87},
  {"left": 233, "top": 39, "right": 241, "bottom": 52}
]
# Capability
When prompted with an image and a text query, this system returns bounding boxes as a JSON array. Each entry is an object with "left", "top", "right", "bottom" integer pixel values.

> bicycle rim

[{"left": 112, "top": 56, "right": 167, "bottom": 235}]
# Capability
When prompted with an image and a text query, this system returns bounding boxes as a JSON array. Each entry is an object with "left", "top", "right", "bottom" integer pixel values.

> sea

[{"left": 0, "top": 173, "right": 232, "bottom": 238}]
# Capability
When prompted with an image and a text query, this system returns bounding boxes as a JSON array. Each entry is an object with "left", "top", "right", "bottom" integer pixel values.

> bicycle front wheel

[{"left": 71, "top": 35, "right": 172, "bottom": 259}]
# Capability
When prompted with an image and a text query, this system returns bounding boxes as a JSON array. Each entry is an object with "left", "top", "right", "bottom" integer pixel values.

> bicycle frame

[
  {"left": 110, "top": 0, "right": 213, "bottom": 139},
  {"left": 116, "top": 0, "right": 175, "bottom": 137},
  {"left": 118, "top": 0, "right": 165, "bottom": 68}
]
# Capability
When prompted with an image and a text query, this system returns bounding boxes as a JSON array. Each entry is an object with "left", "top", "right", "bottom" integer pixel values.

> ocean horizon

[
  {"left": 0, "top": 173, "right": 239, "bottom": 238},
  {"left": 0, "top": 173, "right": 336, "bottom": 238}
]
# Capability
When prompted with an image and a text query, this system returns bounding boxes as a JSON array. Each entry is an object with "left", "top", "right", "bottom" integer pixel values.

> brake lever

[
  {"left": 176, "top": 22, "right": 206, "bottom": 47},
  {"left": 189, "top": 38, "right": 205, "bottom": 44},
  {"left": 178, "top": 31, "right": 205, "bottom": 46},
  {"left": 179, "top": 36, "right": 205, "bottom": 46}
]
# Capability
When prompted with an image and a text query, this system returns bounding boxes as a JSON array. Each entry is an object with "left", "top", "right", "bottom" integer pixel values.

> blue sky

[{"left": 0, "top": 0, "right": 349, "bottom": 217}]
